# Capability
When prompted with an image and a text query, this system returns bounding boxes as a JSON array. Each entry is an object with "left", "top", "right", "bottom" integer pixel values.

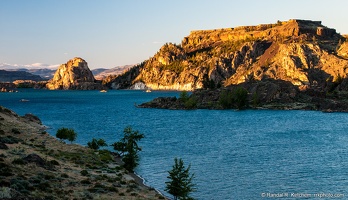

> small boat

[
  {"left": 145, "top": 89, "right": 151, "bottom": 93},
  {"left": 100, "top": 90, "right": 107, "bottom": 93},
  {"left": 19, "top": 99, "right": 29, "bottom": 102}
]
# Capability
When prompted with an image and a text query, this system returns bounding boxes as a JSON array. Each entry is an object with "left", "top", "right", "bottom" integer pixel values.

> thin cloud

[{"left": 0, "top": 63, "right": 59, "bottom": 70}]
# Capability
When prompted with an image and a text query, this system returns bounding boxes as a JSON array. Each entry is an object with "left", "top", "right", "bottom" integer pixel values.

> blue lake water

[{"left": 1, "top": 89, "right": 348, "bottom": 199}]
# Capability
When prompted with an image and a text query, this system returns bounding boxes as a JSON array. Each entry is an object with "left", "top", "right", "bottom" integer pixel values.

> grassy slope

[{"left": 0, "top": 106, "right": 165, "bottom": 200}]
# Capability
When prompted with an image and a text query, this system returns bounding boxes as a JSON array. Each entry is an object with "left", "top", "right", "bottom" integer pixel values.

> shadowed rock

[{"left": 23, "top": 154, "right": 46, "bottom": 167}]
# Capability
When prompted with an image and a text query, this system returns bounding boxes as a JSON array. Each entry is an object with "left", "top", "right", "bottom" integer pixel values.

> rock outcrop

[
  {"left": 106, "top": 19, "right": 347, "bottom": 92},
  {"left": 46, "top": 57, "right": 103, "bottom": 90}
]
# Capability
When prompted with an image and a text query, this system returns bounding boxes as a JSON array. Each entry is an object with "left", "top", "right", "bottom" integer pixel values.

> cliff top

[
  {"left": 188, "top": 19, "right": 323, "bottom": 34},
  {"left": 182, "top": 19, "right": 337, "bottom": 48}
]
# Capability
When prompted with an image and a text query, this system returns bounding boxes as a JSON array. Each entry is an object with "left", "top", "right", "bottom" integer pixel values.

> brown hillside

[
  {"left": 0, "top": 106, "right": 165, "bottom": 199},
  {"left": 106, "top": 19, "right": 348, "bottom": 92}
]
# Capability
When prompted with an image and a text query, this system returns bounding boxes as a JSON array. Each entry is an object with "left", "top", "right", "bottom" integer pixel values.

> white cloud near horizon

[{"left": 0, "top": 63, "right": 59, "bottom": 70}]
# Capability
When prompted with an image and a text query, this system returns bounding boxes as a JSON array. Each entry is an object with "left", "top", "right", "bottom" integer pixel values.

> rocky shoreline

[
  {"left": 138, "top": 80, "right": 348, "bottom": 112},
  {"left": 0, "top": 106, "right": 166, "bottom": 199}
]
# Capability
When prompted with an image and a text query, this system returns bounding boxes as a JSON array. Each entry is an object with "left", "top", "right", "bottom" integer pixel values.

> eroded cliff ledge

[
  {"left": 105, "top": 19, "right": 348, "bottom": 92},
  {"left": 46, "top": 57, "right": 103, "bottom": 90}
]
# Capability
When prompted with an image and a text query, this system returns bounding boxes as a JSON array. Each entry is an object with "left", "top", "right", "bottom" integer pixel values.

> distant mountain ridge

[
  {"left": 0, "top": 63, "right": 58, "bottom": 80},
  {"left": 92, "top": 65, "right": 134, "bottom": 80},
  {"left": 0, "top": 70, "right": 45, "bottom": 82}
]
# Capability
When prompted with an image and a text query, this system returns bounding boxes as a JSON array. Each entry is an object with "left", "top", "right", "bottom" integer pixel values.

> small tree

[
  {"left": 184, "top": 96, "right": 197, "bottom": 109},
  {"left": 179, "top": 91, "right": 190, "bottom": 102},
  {"left": 232, "top": 87, "right": 248, "bottom": 110},
  {"left": 56, "top": 128, "right": 69, "bottom": 141},
  {"left": 165, "top": 158, "right": 196, "bottom": 200},
  {"left": 219, "top": 90, "right": 233, "bottom": 109},
  {"left": 87, "top": 138, "right": 107, "bottom": 150},
  {"left": 56, "top": 127, "right": 77, "bottom": 143},
  {"left": 112, "top": 126, "right": 144, "bottom": 172},
  {"left": 67, "top": 130, "right": 77, "bottom": 144}
]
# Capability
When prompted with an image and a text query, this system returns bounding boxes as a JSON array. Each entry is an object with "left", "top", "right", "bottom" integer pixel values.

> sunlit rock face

[
  {"left": 106, "top": 19, "right": 348, "bottom": 91},
  {"left": 46, "top": 57, "right": 102, "bottom": 90}
]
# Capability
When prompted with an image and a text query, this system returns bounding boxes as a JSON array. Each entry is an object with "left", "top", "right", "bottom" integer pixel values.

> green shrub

[
  {"left": 12, "top": 158, "right": 26, "bottom": 165},
  {"left": 184, "top": 97, "right": 198, "bottom": 109},
  {"left": 37, "top": 181, "right": 51, "bottom": 191},
  {"left": 107, "top": 187, "right": 118, "bottom": 192},
  {"left": 179, "top": 91, "right": 189, "bottom": 102},
  {"left": 98, "top": 149, "right": 113, "bottom": 162},
  {"left": 49, "top": 160, "right": 60, "bottom": 166},
  {"left": 252, "top": 92, "right": 260, "bottom": 107},
  {"left": 219, "top": 87, "right": 248, "bottom": 109},
  {"left": 131, "top": 192, "right": 138, "bottom": 196},
  {"left": 61, "top": 173, "right": 69, "bottom": 178},
  {"left": 219, "top": 90, "right": 234, "bottom": 109},
  {"left": 81, "top": 179, "right": 92, "bottom": 185},
  {"left": 0, "top": 163, "right": 13, "bottom": 176},
  {"left": 80, "top": 170, "right": 89, "bottom": 176},
  {"left": 56, "top": 128, "right": 77, "bottom": 143},
  {"left": 160, "top": 61, "right": 185, "bottom": 74},
  {"left": 43, "top": 173, "right": 55, "bottom": 180},
  {"left": 87, "top": 138, "right": 107, "bottom": 150},
  {"left": 233, "top": 87, "right": 248, "bottom": 109},
  {"left": 11, "top": 128, "right": 21, "bottom": 134},
  {"left": 10, "top": 178, "right": 31, "bottom": 192}
]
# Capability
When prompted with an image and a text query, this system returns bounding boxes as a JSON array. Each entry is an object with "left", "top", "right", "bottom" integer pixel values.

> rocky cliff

[
  {"left": 46, "top": 57, "right": 103, "bottom": 90},
  {"left": 106, "top": 19, "right": 348, "bottom": 91}
]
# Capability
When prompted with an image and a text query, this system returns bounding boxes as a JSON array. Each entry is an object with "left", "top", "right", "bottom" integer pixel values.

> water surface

[{"left": 1, "top": 89, "right": 347, "bottom": 199}]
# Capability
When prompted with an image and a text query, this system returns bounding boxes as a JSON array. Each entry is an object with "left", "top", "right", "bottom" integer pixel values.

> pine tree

[
  {"left": 112, "top": 126, "right": 144, "bottom": 172},
  {"left": 165, "top": 158, "right": 196, "bottom": 200}
]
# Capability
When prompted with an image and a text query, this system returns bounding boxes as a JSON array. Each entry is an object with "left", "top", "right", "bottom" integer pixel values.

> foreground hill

[
  {"left": 106, "top": 19, "right": 348, "bottom": 92},
  {"left": 0, "top": 106, "right": 164, "bottom": 199}
]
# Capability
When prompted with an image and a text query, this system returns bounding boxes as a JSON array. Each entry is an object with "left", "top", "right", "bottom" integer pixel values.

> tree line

[{"left": 55, "top": 126, "right": 196, "bottom": 200}]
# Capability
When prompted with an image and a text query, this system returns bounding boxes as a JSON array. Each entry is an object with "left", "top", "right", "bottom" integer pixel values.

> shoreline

[
  {"left": 0, "top": 106, "right": 166, "bottom": 199},
  {"left": 102, "top": 146, "right": 168, "bottom": 199},
  {"left": 131, "top": 171, "right": 168, "bottom": 198}
]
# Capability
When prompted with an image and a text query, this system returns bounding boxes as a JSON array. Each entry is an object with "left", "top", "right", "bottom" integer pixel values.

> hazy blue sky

[{"left": 1, "top": 0, "right": 348, "bottom": 69}]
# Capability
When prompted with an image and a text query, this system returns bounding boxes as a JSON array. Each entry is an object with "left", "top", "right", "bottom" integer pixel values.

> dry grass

[{"left": 0, "top": 106, "right": 165, "bottom": 200}]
